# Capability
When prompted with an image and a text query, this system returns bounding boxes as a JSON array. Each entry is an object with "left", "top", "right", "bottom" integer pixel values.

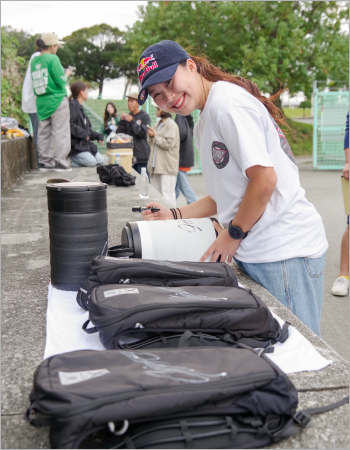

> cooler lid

[{"left": 46, "top": 182, "right": 107, "bottom": 192}]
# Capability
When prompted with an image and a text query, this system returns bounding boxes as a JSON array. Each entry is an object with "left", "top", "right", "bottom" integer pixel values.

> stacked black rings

[{"left": 47, "top": 182, "right": 108, "bottom": 291}]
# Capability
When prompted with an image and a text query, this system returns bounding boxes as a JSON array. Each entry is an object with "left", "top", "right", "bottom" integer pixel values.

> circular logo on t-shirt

[
  {"left": 136, "top": 120, "right": 142, "bottom": 125},
  {"left": 212, "top": 141, "right": 229, "bottom": 169}
]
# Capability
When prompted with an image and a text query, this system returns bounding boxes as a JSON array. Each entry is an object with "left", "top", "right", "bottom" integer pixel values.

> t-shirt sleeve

[
  {"left": 216, "top": 106, "right": 273, "bottom": 178},
  {"left": 50, "top": 56, "right": 68, "bottom": 89}
]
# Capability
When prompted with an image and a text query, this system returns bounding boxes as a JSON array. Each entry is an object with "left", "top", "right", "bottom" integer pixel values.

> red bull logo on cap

[
  {"left": 138, "top": 54, "right": 158, "bottom": 83},
  {"left": 138, "top": 54, "right": 155, "bottom": 72}
]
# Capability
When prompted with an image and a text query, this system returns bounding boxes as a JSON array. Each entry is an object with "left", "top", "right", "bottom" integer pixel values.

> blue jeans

[
  {"left": 70, "top": 151, "right": 105, "bottom": 167},
  {"left": 234, "top": 254, "right": 326, "bottom": 336},
  {"left": 175, "top": 170, "right": 198, "bottom": 204}
]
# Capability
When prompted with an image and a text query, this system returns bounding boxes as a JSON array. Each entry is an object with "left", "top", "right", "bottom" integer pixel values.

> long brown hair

[
  {"left": 104, "top": 102, "right": 117, "bottom": 127},
  {"left": 69, "top": 81, "right": 88, "bottom": 101},
  {"left": 182, "top": 54, "right": 289, "bottom": 129}
]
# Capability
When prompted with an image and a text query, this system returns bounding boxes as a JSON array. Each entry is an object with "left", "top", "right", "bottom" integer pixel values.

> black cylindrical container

[{"left": 47, "top": 182, "right": 108, "bottom": 291}]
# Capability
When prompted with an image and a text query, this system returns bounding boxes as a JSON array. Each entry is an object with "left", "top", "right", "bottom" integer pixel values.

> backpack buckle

[{"left": 293, "top": 411, "right": 310, "bottom": 427}]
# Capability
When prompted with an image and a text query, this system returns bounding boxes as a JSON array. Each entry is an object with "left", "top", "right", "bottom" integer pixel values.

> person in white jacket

[{"left": 21, "top": 38, "right": 45, "bottom": 161}]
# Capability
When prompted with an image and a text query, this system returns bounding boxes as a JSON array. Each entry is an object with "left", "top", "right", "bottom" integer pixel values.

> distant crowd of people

[{"left": 21, "top": 33, "right": 197, "bottom": 206}]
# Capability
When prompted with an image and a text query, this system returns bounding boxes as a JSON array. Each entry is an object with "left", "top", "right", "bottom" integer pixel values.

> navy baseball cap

[{"left": 137, "top": 40, "right": 190, "bottom": 105}]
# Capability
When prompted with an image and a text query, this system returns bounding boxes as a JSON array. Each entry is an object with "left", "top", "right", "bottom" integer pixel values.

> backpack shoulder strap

[{"left": 108, "top": 245, "right": 134, "bottom": 258}]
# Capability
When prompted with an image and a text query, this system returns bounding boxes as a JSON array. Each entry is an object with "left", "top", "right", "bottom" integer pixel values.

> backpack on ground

[
  {"left": 82, "top": 284, "right": 289, "bottom": 350},
  {"left": 97, "top": 164, "right": 136, "bottom": 187},
  {"left": 76, "top": 256, "right": 238, "bottom": 310},
  {"left": 25, "top": 346, "right": 348, "bottom": 449}
]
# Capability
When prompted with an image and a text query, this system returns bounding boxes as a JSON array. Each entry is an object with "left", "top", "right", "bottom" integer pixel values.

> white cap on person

[{"left": 41, "top": 33, "right": 65, "bottom": 48}]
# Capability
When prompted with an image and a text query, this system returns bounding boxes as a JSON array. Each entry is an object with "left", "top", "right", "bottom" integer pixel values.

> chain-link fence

[
  {"left": 313, "top": 90, "right": 349, "bottom": 170},
  {"left": 84, "top": 98, "right": 202, "bottom": 174}
]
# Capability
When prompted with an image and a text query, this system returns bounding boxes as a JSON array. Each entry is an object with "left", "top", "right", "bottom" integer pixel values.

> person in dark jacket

[
  {"left": 175, "top": 114, "right": 198, "bottom": 204},
  {"left": 69, "top": 81, "right": 105, "bottom": 167},
  {"left": 117, "top": 92, "right": 151, "bottom": 174}
]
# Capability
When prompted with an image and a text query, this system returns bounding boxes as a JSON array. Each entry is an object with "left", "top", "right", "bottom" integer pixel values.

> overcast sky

[{"left": 1, "top": 1, "right": 148, "bottom": 37}]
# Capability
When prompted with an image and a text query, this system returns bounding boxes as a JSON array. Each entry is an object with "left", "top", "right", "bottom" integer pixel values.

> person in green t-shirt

[{"left": 31, "top": 33, "right": 72, "bottom": 172}]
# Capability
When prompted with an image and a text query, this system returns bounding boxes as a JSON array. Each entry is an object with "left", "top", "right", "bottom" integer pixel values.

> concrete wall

[{"left": 1, "top": 136, "right": 37, "bottom": 192}]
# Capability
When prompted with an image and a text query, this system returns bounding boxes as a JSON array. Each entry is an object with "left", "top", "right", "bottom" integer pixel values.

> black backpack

[
  {"left": 82, "top": 284, "right": 289, "bottom": 350},
  {"left": 97, "top": 164, "right": 136, "bottom": 187},
  {"left": 76, "top": 256, "right": 238, "bottom": 310},
  {"left": 25, "top": 346, "right": 348, "bottom": 449}
]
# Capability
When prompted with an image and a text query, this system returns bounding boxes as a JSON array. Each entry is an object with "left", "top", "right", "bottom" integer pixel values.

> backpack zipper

[
  {"left": 93, "top": 260, "right": 230, "bottom": 280},
  {"left": 94, "top": 300, "right": 258, "bottom": 329},
  {"left": 38, "top": 370, "right": 275, "bottom": 420}
]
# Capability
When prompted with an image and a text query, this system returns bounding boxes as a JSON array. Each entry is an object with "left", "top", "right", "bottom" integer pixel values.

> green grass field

[
  {"left": 283, "top": 119, "right": 312, "bottom": 156},
  {"left": 283, "top": 108, "right": 311, "bottom": 119}
]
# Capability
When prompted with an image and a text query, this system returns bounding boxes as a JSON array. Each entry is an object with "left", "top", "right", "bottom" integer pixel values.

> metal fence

[
  {"left": 84, "top": 98, "right": 202, "bottom": 174},
  {"left": 313, "top": 90, "right": 349, "bottom": 170}
]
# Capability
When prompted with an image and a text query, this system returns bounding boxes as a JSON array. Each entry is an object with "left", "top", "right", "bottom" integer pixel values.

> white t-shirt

[
  {"left": 194, "top": 81, "right": 328, "bottom": 263},
  {"left": 21, "top": 52, "right": 41, "bottom": 114}
]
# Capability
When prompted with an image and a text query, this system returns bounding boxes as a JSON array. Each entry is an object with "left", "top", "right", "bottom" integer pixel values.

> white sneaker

[
  {"left": 331, "top": 277, "right": 349, "bottom": 296},
  {"left": 54, "top": 164, "right": 72, "bottom": 173}
]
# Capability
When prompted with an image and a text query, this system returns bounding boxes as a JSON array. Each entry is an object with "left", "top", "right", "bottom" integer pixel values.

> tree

[
  {"left": 1, "top": 27, "right": 28, "bottom": 126},
  {"left": 300, "top": 99, "right": 312, "bottom": 118},
  {"left": 59, "top": 24, "right": 126, "bottom": 97},
  {"left": 2, "top": 26, "right": 40, "bottom": 62},
  {"left": 125, "top": 1, "right": 349, "bottom": 97}
]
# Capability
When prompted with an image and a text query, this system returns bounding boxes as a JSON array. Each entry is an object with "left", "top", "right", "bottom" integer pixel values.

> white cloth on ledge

[{"left": 44, "top": 283, "right": 332, "bottom": 374}]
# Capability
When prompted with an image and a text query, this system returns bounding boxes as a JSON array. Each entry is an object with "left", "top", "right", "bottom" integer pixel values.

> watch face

[{"left": 229, "top": 225, "right": 243, "bottom": 239}]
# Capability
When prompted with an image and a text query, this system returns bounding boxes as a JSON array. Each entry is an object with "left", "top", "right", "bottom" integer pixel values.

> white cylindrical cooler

[{"left": 121, "top": 218, "right": 218, "bottom": 261}]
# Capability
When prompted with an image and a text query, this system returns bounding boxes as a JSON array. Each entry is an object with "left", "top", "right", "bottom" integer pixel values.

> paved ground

[
  {"left": 291, "top": 118, "right": 313, "bottom": 125},
  {"left": 179, "top": 157, "right": 349, "bottom": 360}
]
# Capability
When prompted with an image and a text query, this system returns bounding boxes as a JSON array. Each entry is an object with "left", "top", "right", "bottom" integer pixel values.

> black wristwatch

[{"left": 228, "top": 221, "right": 249, "bottom": 240}]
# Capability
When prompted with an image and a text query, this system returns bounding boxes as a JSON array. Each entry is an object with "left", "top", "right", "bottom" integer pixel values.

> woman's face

[
  {"left": 81, "top": 88, "right": 88, "bottom": 102},
  {"left": 106, "top": 104, "right": 115, "bottom": 115},
  {"left": 147, "top": 60, "right": 201, "bottom": 115},
  {"left": 155, "top": 107, "right": 161, "bottom": 118}
]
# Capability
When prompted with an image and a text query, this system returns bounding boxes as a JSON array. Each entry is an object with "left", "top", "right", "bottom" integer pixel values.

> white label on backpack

[
  {"left": 104, "top": 288, "right": 139, "bottom": 298},
  {"left": 104, "top": 256, "right": 130, "bottom": 260},
  {"left": 58, "top": 368, "right": 110, "bottom": 386}
]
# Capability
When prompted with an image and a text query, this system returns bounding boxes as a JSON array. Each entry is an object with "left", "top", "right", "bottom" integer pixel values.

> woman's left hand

[{"left": 200, "top": 221, "right": 241, "bottom": 263}]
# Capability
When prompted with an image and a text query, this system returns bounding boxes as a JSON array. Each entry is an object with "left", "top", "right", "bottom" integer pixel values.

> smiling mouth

[{"left": 173, "top": 94, "right": 185, "bottom": 109}]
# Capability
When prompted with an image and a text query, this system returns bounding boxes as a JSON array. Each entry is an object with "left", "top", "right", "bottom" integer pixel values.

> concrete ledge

[
  {"left": 1, "top": 137, "right": 37, "bottom": 193},
  {"left": 1, "top": 167, "right": 349, "bottom": 449}
]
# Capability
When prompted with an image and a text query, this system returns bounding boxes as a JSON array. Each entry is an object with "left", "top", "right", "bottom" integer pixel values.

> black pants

[{"left": 133, "top": 163, "right": 148, "bottom": 175}]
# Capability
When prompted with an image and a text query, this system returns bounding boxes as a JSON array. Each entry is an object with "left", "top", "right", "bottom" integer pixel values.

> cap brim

[
  {"left": 58, "top": 40, "right": 65, "bottom": 48},
  {"left": 138, "top": 62, "right": 179, "bottom": 105}
]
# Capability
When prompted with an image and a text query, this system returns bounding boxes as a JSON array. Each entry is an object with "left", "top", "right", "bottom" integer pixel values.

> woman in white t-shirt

[{"left": 136, "top": 40, "right": 328, "bottom": 336}]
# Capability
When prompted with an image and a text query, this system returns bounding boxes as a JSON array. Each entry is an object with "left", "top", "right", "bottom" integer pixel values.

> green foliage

[
  {"left": 285, "top": 119, "right": 313, "bottom": 156},
  {"left": 2, "top": 26, "right": 40, "bottom": 62},
  {"left": 126, "top": 1, "right": 349, "bottom": 97},
  {"left": 300, "top": 100, "right": 312, "bottom": 109},
  {"left": 1, "top": 27, "right": 29, "bottom": 127},
  {"left": 59, "top": 24, "right": 128, "bottom": 95}
]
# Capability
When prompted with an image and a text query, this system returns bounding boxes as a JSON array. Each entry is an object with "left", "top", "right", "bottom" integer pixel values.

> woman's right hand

[{"left": 141, "top": 202, "right": 173, "bottom": 221}]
